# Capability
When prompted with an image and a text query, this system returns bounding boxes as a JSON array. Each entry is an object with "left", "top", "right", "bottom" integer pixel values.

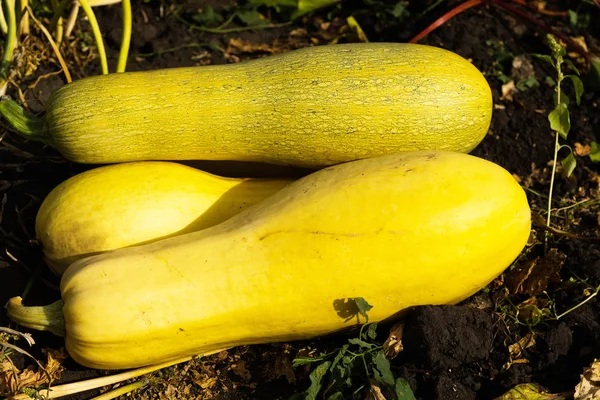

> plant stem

[
  {"left": 49, "top": 0, "right": 69, "bottom": 36},
  {"left": 0, "top": 98, "right": 47, "bottom": 143},
  {"left": 555, "top": 285, "right": 600, "bottom": 320},
  {"left": 27, "top": 5, "right": 72, "bottom": 83},
  {"left": 64, "top": 2, "right": 79, "bottom": 38},
  {"left": 0, "top": 0, "right": 7, "bottom": 34},
  {"left": 90, "top": 380, "right": 146, "bottom": 400},
  {"left": 18, "top": 0, "right": 27, "bottom": 35},
  {"left": 78, "top": 0, "right": 108, "bottom": 74},
  {"left": 492, "top": 0, "right": 591, "bottom": 62},
  {"left": 5, "top": 297, "right": 66, "bottom": 337},
  {"left": 545, "top": 53, "right": 563, "bottom": 253},
  {"left": 409, "top": 0, "right": 483, "bottom": 43},
  {"left": 0, "top": 0, "right": 16, "bottom": 95},
  {"left": 116, "top": 0, "right": 131, "bottom": 72}
]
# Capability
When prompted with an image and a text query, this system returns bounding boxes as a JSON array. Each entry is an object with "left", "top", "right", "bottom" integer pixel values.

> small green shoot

[
  {"left": 532, "top": 34, "right": 584, "bottom": 252},
  {"left": 291, "top": 299, "right": 415, "bottom": 400},
  {"left": 486, "top": 40, "right": 514, "bottom": 83}
]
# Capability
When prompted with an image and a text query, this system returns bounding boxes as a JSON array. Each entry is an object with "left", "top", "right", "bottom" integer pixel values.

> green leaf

[
  {"left": 565, "top": 75, "right": 584, "bottom": 105},
  {"left": 192, "top": 5, "right": 224, "bottom": 26},
  {"left": 348, "top": 338, "right": 375, "bottom": 349},
  {"left": 516, "top": 76, "right": 539, "bottom": 91},
  {"left": 585, "top": 56, "right": 600, "bottom": 92},
  {"left": 305, "top": 361, "right": 332, "bottom": 400},
  {"left": 553, "top": 91, "right": 570, "bottom": 106},
  {"left": 589, "top": 142, "right": 600, "bottom": 162},
  {"left": 373, "top": 350, "right": 395, "bottom": 386},
  {"left": 354, "top": 297, "right": 373, "bottom": 322},
  {"left": 328, "top": 345, "right": 348, "bottom": 373},
  {"left": 342, "top": 355, "right": 354, "bottom": 366},
  {"left": 563, "top": 59, "right": 580, "bottom": 76},
  {"left": 249, "top": 0, "right": 296, "bottom": 12},
  {"left": 544, "top": 76, "right": 556, "bottom": 87},
  {"left": 548, "top": 103, "right": 570, "bottom": 139},
  {"left": 391, "top": 1, "right": 409, "bottom": 18},
  {"left": 237, "top": 10, "right": 265, "bottom": 26},
  {"left": 568, "top": 10, "right": 578, "bottom": 28},
  {"left": 395, "top": 378, "right": 416, "bottom": 400},
  {"left": 367, "top": 323, "right": 378, "bottom": 340},
  {"left": 292, "top": 0, "right": 339, "bottom": 19},
  {"left": 293, "top": 356, "right": 325, "bottom": 367},
  {"left": 326, "top": 393, "right": 343, "bottom": 400},
  {"left": 531, "top": 54, "right": 555, "bottom": 68},
  {"left": 561, "top": 150, "right": 576, "bottom": 178},
  {"left": 492, "top": 383, "right": 570, "bottom": 400}
]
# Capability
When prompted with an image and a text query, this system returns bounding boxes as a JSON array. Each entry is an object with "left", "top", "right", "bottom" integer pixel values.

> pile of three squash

[{"left": 5, "top": 43, "right": 531, "bottom": 370}]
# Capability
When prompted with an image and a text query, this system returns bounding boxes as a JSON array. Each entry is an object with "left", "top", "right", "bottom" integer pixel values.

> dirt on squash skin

[{"left": 2, "top": 0, "right": 600, "bottom": 399}]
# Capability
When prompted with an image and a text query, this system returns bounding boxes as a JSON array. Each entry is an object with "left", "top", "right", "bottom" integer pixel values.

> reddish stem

[
  {"left": 409, "top": 0, "right": 484, "bottom": 44},
  {"left": 492, "top": 0, "right": 591, "bottom": 62},
  {"left": 409, "top": 0, "right": 592, "bottom": 63}
]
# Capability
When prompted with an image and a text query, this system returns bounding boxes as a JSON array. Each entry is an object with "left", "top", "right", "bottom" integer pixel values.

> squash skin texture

[
  {"left": 45, "top": 43, "right": 492, "bottom": 166},
  {"left": 36, "top": 161, "right": 291, "bottom": 275},
  {"left": 60, "top": 151, "right": 530, "bottom": 370}
]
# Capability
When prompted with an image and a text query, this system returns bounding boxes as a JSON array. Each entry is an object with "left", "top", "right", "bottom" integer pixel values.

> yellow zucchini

[
  {"left": 37, "top": 161, "right": 291, "bottom": 275},
  {"left": 0, "top": 43, "right": 492, "bottom": 167},
  {"left": 8, "top": 151, "right": 530, "bottom": 370}
]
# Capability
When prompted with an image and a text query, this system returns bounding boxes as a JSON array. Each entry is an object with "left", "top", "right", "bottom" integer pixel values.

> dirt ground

[{"left": 1, "top": 0, "right": 600, "bottom": 399}]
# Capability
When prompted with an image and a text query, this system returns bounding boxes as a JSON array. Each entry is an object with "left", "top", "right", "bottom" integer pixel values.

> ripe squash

[
  {"left": 7, "top": 151, "right": 530, "bottom": 370},
  {"left": 37, "top": 161, "right": 292, "bottom": 275},
  {"left": 0, "top": 43, "right": 492, "bottom": 167}
]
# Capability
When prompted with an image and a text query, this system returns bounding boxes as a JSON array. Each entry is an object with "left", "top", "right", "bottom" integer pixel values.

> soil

[{"left": 2, "top": 0, "right": 600, "bottom": 399}]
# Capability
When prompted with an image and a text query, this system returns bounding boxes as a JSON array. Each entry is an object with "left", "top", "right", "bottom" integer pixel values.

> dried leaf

[
  {"left": 512, "top": 55, "right": 535, "bottom": 81},
  {"left": 505, "top": 249, "right": 566, "bottom": 295},
  {"left": 494, "top": 383, "right": 570, "bottom": 399},
  {"left": 0, "top": 348, "right": 66, "bottom": 396},
  {"left": 509, "top": 332, "right": 537, "bottom": 360},
  {"left": 366, "top": 383, "right": 387, "bottom": 400},
  {"left": 575, "top": 359, "right": 600, "bottom": 399},
  {"left": 501, "top": 80, "right": 517, "bottom": 101},
  {"left": 575, "top": 143, "right": 591, "bottom": 157},
  {"left": 383, "top": 322, "right": 405, "bottom": 359}
]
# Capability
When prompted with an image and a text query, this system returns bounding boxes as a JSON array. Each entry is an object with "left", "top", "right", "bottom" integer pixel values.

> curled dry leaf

[
  {"left": 512, "top": 55, "right": 535, "bottom": 81},
  {"left": 383, "top": 322, "right": 405, "bottom": 360},
  {"left": 505, "top": 248, "right": 566, "bottom": 296},
  {"left": 0, "top": 348, "right": 67, "bottom": 396},
  {"left": 575, "top": 143, "right": 592, "bottom": 157},
  {"left": 508, "top": 332, "right": 536, "bottom": 360},
  {"left": 501, "top": 80, "right": 517, "bottom": 101},
  {"left": 575, "top": 359, "right": 600, "bottom": 399},
  {"left": 367, "top": 383, "right": 388, "bottom": 400}
]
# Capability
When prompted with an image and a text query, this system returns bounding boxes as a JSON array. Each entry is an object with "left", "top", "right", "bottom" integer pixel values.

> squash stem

[
  {"left": 0, "top": 0, "right": 8, "bottom": 34},
  {"left": 5, "top": 296, "right": 66, "bottom": 337},
  {"left": 116, "top": 0, "right": 131, "bottom": 72},
  {"left": 78, "top": 0, "right": 108, "bottom": 74},
  {"left": 0, "top": 97, "right": 50, "bottom": 144},
  {"left": 0, "top": 0, "right": 17, "bottom": 94},
  {"left": 90, "top": 380, "right": 146, "bottom": 400}
]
